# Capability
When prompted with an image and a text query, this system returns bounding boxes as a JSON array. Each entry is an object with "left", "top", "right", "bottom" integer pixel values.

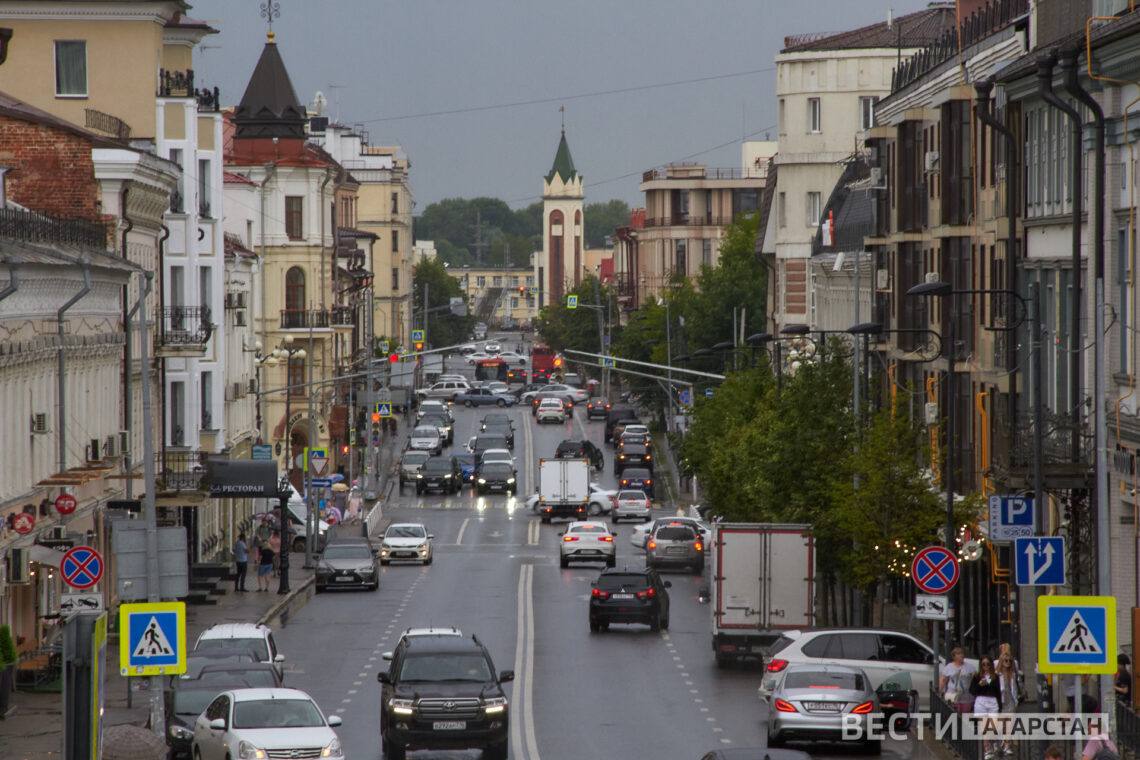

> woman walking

[
  {"left": 996, "top": 649, "right": 1020, "bottom": 757},
  {"left": 940, "top": 646, "right": 977, "bottom": 713},
  {"left": 970, "top": 655, "right": 1004, "bottom": 760},
  {"left": 256, "top": 540, "right": 275, "bottom": 591},
  {"left": 232, "top": 532, "right": 249, "bottom": 592}
]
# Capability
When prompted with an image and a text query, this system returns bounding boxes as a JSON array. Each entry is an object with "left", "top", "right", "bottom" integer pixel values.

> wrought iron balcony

[
  {"left": 280, "top": 309, "right": 330, "bottom": 330},
  {"left": 158, "top": 306, "right": 213, "bottom": 350},
  {"left": 156, "top": 450, "right": 209, "bottom": 493},
  {"left": 157, "top": 68, "right": 220, "bottom": 112},
  {"left": 84, "top": 108, "right": 131, "bottom": 140},
  {"left": 169, "top": 189, "right": 184, "bottom": 214},
  {"left": 197, "top": 87, "right": 220, "bottom": 112},
  {"left": 331, "top": 305, "right": 356, "bottom": 326},
  {"left": 0, "top": 207, "right": 109, "bottom": 248}
]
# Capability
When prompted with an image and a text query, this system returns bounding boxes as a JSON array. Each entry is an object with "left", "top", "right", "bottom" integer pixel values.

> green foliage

[
  {"left": 0, "top": 624, "right": 16, "bottom": 667},
  {"left": 583, "top": 200, "right": 631, "bottom": 247},
  {"left": 412, "top": 258, "right": 473, "bottom": 349},
  {"left": 534, "top": 275, "right": 615, "bottom": 357}
]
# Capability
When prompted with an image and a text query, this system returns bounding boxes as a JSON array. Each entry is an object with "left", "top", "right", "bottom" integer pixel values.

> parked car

[{"left": 455, "top": 387, "right": 517, "bottom": 407}]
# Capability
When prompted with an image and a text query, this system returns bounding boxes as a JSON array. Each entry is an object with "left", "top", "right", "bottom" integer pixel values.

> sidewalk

[{"left": 0, "top": 559, "right": 314, "bottom": 760}]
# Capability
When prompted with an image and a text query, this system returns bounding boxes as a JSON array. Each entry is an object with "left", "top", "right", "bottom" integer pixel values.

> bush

[{"left": 0, "top": 625, "right": 16, "bottom": 667}]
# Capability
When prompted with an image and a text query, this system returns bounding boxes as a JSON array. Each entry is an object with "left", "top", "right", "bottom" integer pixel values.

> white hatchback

[
  {"left": 535, "top": 398, "right": 567, "bottom": 423},
  {"left": 612, "top": 490, "right": 652, "bottom": 523},
  {"left": 559, "top": 521, "right": 616, "bottom": 568},
  {"left": 408, "top": 426, "right": 443, "bottom": 455},
  {"left": 192, "top": 687, "right": 342, "bottom": 760}
]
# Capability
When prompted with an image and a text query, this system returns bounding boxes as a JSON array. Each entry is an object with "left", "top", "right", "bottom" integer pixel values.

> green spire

[{"left": 545, "top": 129, "right": 578, "bottom": 184}]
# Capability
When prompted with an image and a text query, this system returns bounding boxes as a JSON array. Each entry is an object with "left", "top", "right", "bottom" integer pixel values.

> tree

[
  {"left": 412, "top": 258, "right": 473, "bottom": 349},
  {"left": 534, "top": 275, "right": 614, "bottom": 357},
  {"left": 583, "top": 199, "right": 631, "bottom": 247}
]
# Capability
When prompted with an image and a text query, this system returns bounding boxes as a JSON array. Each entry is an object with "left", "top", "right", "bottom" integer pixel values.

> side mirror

[
  {"left": 590, "top": 580, "right": 597, "bottom": 587},
  {"left": 327, "top": 715, "right": 343, "bottom": 727},
  {"left": 209, "top": 718, "right": 226, "bottom": 731},
  {"left": 428, "top": 534, "right": 435, "bottom": 540},
  {"left": 558, "top": 532, "right": 565, "bottom": 536},
  {"left": 663, "top": 581, "right": 673, "bottom": 588},
  {"left": 499, "top": 670, "right": 515, "bottom": 683},
  {"left": 274, "top": 654, "right": 286, "bottom": 663},
  {"left": 376, "top": 672, "right": 390, "bottom": 684},
  {"left": 382, "top": 652, "right": 393, "bottom": 661}
]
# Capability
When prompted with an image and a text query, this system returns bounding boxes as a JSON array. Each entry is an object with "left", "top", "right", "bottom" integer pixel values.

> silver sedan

[{"left": 763, "top": 663, "right": 882, "bottom": 753}]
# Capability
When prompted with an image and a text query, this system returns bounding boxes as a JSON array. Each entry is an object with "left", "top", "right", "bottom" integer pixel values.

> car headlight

[
  {"left": 237, "top": 741, "right": 267, "bottom": 760},
  {"left": 416, "top": 473, "right": 423, "bottom": 479},
  {"left": 357, "top": 566, "right": 375, "bottom": 575},
  {"left": 483, "top": 696, "right": 508, "bottom": 715},
  {"left": 168, "top": 725, "right": 193, "bottom": 741},
  {"left": 507, "top": 478, "right": 516, "bottom": 484},
  {"left": 478, "top": 478, "right": 487, "bottom": 484},
  {"left": 320, "top": 738, "right": 344, "bottom": 758},
  {"left": 389, "top": 698, "right": 414, "bottom": 716},
  {"left": 444, "top": 474, "right": 452, "bottom": 479}
]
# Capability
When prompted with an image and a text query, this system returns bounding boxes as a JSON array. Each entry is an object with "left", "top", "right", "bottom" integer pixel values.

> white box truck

[
  {"left": 711, "top": 522, "right": 815, "bottom": 667},
  {"left": 537, "top": 458, "right": 590, "bottom": 523}
]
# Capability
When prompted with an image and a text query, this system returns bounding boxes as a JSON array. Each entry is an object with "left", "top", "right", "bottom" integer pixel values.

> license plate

[
  {"left": 612, "top": 593, "right": 635, "bottom": 599},
  {"left": 396, "top": 551, "right": 415, "bottom": 558},
  {"left": 803, "top": 702, "right": 841, "bottom": 712},
  {"left": 667, "top": 547, "right": 685, "bottom": 555},
  {"left": 579, "top": 549, "right": 599, "bottom": 554},
  {"left": 490, "top": 485, "right": 503, "bottom": 490},
  {"left": 433, "top": 721, "right": 466, "bottom": 730},
  {"left": 335, "top": 577, "right": 354, "bottom": 582}
]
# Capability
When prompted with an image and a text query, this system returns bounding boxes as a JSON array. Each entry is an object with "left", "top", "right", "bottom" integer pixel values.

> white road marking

[
  {"left": 347, "top": 689, "right": 357, "bottom": 695},
  {"left": 523, "top": 410, "right": 535, "bottom": 494},
  {"left": 522, "top": 564, "right": 540, "bottom": 760},
  {"left": 510, "top": 566, "right": 526, "bottom": 760},
  {"left": 455, "top": 517, "right": 471, "bottom": 545}
]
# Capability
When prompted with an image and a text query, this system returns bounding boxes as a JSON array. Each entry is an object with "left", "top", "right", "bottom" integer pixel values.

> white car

[
  {"left": 479, "top": 448, "right": 515, "bottom": 467},
  {"left": 498, "top": 351, "right": 526, "bottom": 364},
  {"left": 380, "top": 523, "right": 434, "bottom": 565},
  {"left": 465, "top": 351, "right": 492, "bottom": 365},
  {"left": 484, "top": 342, "right": 502, "bottom": 353},
  {"left": 612, "top": 490, "right": 652, "bottom": 523},
  {"left": 416, "top": 399, "right": 454, "bottom": 422},
  {"left": 535, "top": 398, "right": 567, "bottom": 424},
  {"left": 559, "top": 521, "right": 616, "bottom": 568},
  {"left": 437, "top": 374, "right": 469, "bottom": 384},
  {"left": 622, "top": 424, "right": 651, "bottom": 438},
  {"left": 631, "top": 517, "right": 711, "bottom": 549},
  {"left": 526, "top": 483, "right": 614, "bottom": 515},
  {"left": 193, "top": 623, "right": 286, "bottom": 679},
  {"left": 487, "top": 381, "right": 511, "bottom": 395},
  {"left": 416, "top": 379, "right": 471, "bottom": 401},
  {"left": 458, "top": 345, "right": 478, "bottom": 355},
  {"left": 408, "top": 425, "right": 443, "bottom": 455},
  {"left": 192, "top": 687, "right": 342, "bottom": 760}
]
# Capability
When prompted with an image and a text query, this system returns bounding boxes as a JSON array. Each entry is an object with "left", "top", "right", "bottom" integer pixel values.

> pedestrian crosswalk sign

[
  {"left": 119, "top": 601, "right": 186, "bottom": 676},
  {"left": 1037, "top": 595, "right": 1116, "bottom": 674},
  {"left": 376, "top": 402, "right": 393, "bottom": 418}
]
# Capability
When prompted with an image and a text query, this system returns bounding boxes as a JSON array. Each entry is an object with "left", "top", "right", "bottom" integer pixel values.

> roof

[
  {"left": 403, "top": 635, "right": 485, "bottom": 655},
  {"left": 996, "top": 10, "right": 1140, "bottom": 84},
  {"left": 223, "top": 170, "right": 257, "bottom": 186},
  {"left": 812, "top": 156, "right": 874, "bottom": 256},
  {"left": 546, "top": 129, "right": 578, "bottom": 183},
  {"left": 0, "top": 90, "right": 118, "bottom": 146},
  {"left": 781, "top": 3, "right": 956, "bottom": 53},
  {"left": 0, "top": 234, "right": 138, "bottom": 276},
  {"left": 197, "top": 623, "right": 270, "bottom": 640},
  {"left": 233, "top": 34, "right": 306, "bottom": 140}
]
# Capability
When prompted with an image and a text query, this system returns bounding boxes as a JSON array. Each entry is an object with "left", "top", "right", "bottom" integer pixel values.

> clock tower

[{"left": 540, "top": 129, "right": 584, "bottom": 305}]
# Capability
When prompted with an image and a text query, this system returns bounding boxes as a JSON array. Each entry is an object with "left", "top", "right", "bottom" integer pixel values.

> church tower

[{"left": 540, "top": 129, "right": 584, "bottom": 304}]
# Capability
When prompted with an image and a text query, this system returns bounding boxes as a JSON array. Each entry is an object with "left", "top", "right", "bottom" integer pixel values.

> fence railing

[
  {"left": 84, "top": 108, "right": 131, "bottom": 140},
  {"left": 643, "top": 215, "right": 735, "bottom": 228},
  {"left": 280, "top": 309, "right": 331, "bottom": 330},
  {"left": 1119, "top": 700, "right": 1140, "bottom": 758},
  {"left": 0, "top": 207, "right": 110, "bottom": 248},
  {"left": 156, "top": 449, "right": 209, "bottom": 492},
  {"left": 331, "top": 305, "right": 356, "bottom": 326},
  {"left": 160, "top": 306, "right": 213, "bottom": 347}
]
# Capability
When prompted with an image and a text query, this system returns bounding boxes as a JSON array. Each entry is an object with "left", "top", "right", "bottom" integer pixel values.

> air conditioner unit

[
  {"left": 31, "top": 412, "right": 50, "bottom": 434},
  {"left": 868, "top": 167, "right": 885, "bottom": 188},
  {"left": 248, "top": 378, "right": 258, "bottom": 394},
  {"left": 119, "top": 430, "right": 130, "bottom": 455},
  {"left": 925, "top": 271, "right": 941, "bottom": 284},
  {"left": 8, "top": 547, "right": 31, "bottom": 584},
  {"left": 924, "top": 150, "right": 940, "bottom": 172},
  {"left": 103, "top": 435, "right": 118, "bottom": 458},
  {"left": 235, "top": 292, "right": 247, "bottom": 308},
  {"left": 876, "top": 268, "right": 891, "bottom": 291},
  {"left": 234, "top": 311, "right": 247, "bottom": 326},
  {"left": 86, "top": 439, "right": 102, "bottom": 462}
]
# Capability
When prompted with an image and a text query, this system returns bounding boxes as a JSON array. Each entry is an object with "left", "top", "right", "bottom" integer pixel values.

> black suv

[
  {"left": 589, "top": 568, "right": 672, "bottom": 632},
  {"left": 604, "top": 405, "right": 639, "bottom": 442},
  {"left": 555, "top": 439, "right": 604, "bottom": 471},
  {"left": 481, "top": 421, "right": 515, "bottom": 449},
  {"left": 416, "top": 456, "right": 461, "bottom": 495},
  {"left": 378, "top": 634, "right": 513, "bottom": 760}
]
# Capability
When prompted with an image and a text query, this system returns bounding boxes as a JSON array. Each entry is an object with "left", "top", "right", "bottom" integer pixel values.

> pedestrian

[
  {"left": 269, "top": 530, "right": 282, "bottom": 577},
  {"left": 969, "top": 655, "right": 1003, "bottom": 760},
  {"left": 1116, "top": 654, "right": 1133, "bottom": 707},
  {"left": 1081, "top": 717, "right": 1119, "bottom": 760},
  {"left": 233, "top": 532, "right": 249, "bottom": 592},
  {"left": 995, "top": 648, "right": 1020, "bottom": 757},
  {"left": 1044, "top": 746, "right": 1064, "bottom": 760},
  {"left": 256, "top": 540, "right": 275, "bottom": 591},
  {"left": 940, "top": 646, "right": 977, "bottom": 713}
]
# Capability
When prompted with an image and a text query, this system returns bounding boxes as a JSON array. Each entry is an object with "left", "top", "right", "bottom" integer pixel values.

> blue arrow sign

[
  {"left": 1014, "top": 536, "right": 1066, "bottom": 586},
  {"left": 1039, "top": 595, "right": 1116, "bottom": 674},
  {"left": 310, "top": 478, "right": 332, "bottom": 488}
]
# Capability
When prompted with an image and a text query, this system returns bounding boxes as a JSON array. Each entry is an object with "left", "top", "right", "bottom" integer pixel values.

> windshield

[
  {"left": 655, "top": 527, "right": 696, "bottom": 541},
  {"left": 322, "top": 545, "right": 373, "bottom": 561},
  {"left": 420, "top": 415, "right": 449, "bottom": 427},
  {"left": 232, "top": 698, "right": 325, "bottom": 729},
  {"left": 195, "top": 669, "right": 278, "bottom": 688},
  {"left": 193, "top": 638, "right": 269, "bottom": 662},
  {"left": 618, "top": 491, "right": 647, "bottom": 500},
  {"left": 596, "top": 574, "right": 649, "bottom": 591},
  {"left": 476, "top": 437, "right": 507, "bottom": 450},
  {"left": 481, "top": 463, "right": 513, "bottom": 476},
  {"left": 397, "top": 653, "right": 494, "bottom": 682},
  {"left": 785, "top": 671, "right": 866, "bottom": 691},
  {"left": 386, "top": 525, "right": 426, "bottom": 539},
  {"left": 173, "top": 688, "right": 224, "bottom": 716},
  {"left": 403, "top": 452, "right": 430, "bottom": 465},
  {"left": 423, "top": 460, "right": 452, "bottom": 473}
]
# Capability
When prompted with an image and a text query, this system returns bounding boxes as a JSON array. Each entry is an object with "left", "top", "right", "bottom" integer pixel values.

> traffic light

[
  {"left": 553, "top": 357, "right": 563, "bottom": 368},
  {"left": 518, "top": 285, "right": 526, "bottom": 295},
  {"left": 370, "top": 412, "right": 381, "bottom": 445},
  {"left": 413, "top": 341, "right": 425, "bottom": 352},
  {"left": 339, "top": 444, "right": 350, "bottom": 455},
  {"left": 388, "top": 352, "right": 399, "bottom": 364}
]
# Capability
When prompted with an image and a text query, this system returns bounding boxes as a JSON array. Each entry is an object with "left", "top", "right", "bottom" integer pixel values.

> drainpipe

[
  {"left": 320, "top": 168, "right": 333, "bottom": 310},
  {"left": 58, "top": 266, "right": 92, "bottom": 474},
  {"left": 120, "top": 187, "right": 136, "bottom": 496},
  {"left": 0, "top": 259, "right": 18, "bottom": 304},
  {"left": 974, "top": 79, "right": 1019, "bottom": 479},
  {"left": 258, "top": 162, "right": 276, "bottom": 339},
  {"left": 158, "top": 224, "right": 170, "bottom": 455},
  {"left": 1037, "top": 52, "right": 1085, "bottom": 463}
]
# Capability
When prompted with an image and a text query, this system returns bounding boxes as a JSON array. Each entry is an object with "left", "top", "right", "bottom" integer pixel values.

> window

[
  {"left": 391, "top": 266, "right": 399, "bottom": 291},
  {"left": 493, "top": 276, "right": 502, "bottom": 286},
  {"left": 800, "top": 634, "right": 836, "bottom": 658},
  {"left": 778, "top": 192, "right": 787, "bottom": 228},
  {"left": 807, "top": 97, "right": 822, "bottom": 133},
  {"left": 390, "top": 192, "right": 399, "bottom": 214},
  {"left": 835, "top": 633, "right": 881, "bottom": 661},
  {"left": 200, "top": 372, "right": 213, "bottom": 429},
  {"left": 285, "top": 196, "right": 303, "bottom": 240},
  {"left": 880, "top": 634, "right": 930, "bottom": 664},
  {"left": 1120, "top": 228, "right": 1133, "bottom": 373},
  {"left": 525, "top": 276, "right": 534, "bottom": 287},
  {"left": 806, "top": 191, "right": 822, "bottom": 227},
  {"left": 702, "top": 239, "right": 713, "bottom": 268},
  {"left": 511, "top": 297, "right": 519, "bottom": 308},
  {"left": 860, "top": 96, "right": 878, "bottom": 130},
  {"left": 54, "top": 41, "right": 87, "bottom": 96},
  {"left": 198, "top": 159, "right": 211, "bottom": 217},
  {"left": 284, "top": 267, "right": 305, "bottom": 312},
  {"left": 170, "top": 381, "right": 185, "bottom": 446},
  {"left": 778, "top": 98, "right": 786, "bottom": 136},
  {"left": 170, "top": 266, "right": 185, "bottom": 307},
  {"left": 391, "top": 229, "right": 399, "bottom": 254},
  {"left": 476, "top": 276, "right": 486, "bottom": 287},
  {"left": 288, "top": 357, "right": 305, "bottom": 394},
  {"left": 198, "top": 266, "right": 212, "bottom": 313},
  {"left": 675, "top": 240, "right": 687, "bottom": 275}
]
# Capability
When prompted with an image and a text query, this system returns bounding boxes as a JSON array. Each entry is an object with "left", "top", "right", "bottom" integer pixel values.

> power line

[{"left": 352, "top": 66, "right": 776, "bottom": 125}]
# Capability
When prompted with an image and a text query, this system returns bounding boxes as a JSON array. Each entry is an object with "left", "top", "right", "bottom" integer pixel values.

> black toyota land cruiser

[{"left": 378, "top": 633, "right": 513, "bottom": 760}]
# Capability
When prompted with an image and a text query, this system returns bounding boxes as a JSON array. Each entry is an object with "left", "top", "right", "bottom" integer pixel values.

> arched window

[
  {"left": 573, "top": 209, "right": 582, "bottom": 286},
  {"left": 548, "top": 210, "right": 565, "bottom": 302},
  {"left": 285, "top": 267, "right": 306, "bottom": 312}
]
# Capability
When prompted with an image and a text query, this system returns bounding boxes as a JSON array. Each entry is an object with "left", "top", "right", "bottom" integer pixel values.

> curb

[{"left": 256, "top": 574, "right": 315, "bottom": 627}]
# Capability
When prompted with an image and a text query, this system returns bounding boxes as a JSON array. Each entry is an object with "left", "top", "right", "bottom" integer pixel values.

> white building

[{"left": 537, "top": 130, "right": 584, "bottom": 308}]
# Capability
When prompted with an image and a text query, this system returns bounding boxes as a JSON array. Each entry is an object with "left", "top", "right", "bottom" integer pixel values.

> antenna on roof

[{"left": 887, "top": 7, "right": 893, "bottom": 29}]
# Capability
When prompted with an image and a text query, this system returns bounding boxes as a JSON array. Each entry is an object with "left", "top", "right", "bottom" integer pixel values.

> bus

[
  {"left": 474, "top": 357, "right": 509, "bottom": 383},
  {"left": 529, "top": 344, "right": 559, "bottom": 382}
]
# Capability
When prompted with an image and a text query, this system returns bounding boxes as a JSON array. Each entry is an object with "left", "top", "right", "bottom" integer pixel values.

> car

[
  {"left": 455, "top": 387, "right": 517, "bottom": 407},
  {"left": 506, "top": 366, "right": 528, "bottom": 384},
  {"left": 585, "top": 397, "right": 611, "bottom": 419},
  {"left": 617, "top": 466, "right": 655, "bottom": 498},
  {"left": 476, "top": 462, "right": 517, "bottom": 494},
  {"left": 759, "top": 629, "right": 954, "bottom": 711},
  {"left": 486, "top": 381, "right": 512, "bottom": 395},
  {"left": 380, "top": 523, "right": 434, "bottom": 565},
  {"left": 180, "top": 652, "right": 261, "bottom": 680},
  {"left": 481, "top": 421, "right": 515, "bottom": 448},
  {"left": 418, "top": 412, "right": 454, "bottom": 445},
  {"left": 617, "top": 431, "right": 653, "bottom": 454},
  {"left": 521, "top": 383, "right": 583, "bottom": 405},
  {"left": 315, "top": 539, "right": 379, "bottom": 592},
  {"left": 614, "top": 442, "right": 653, "bottom": 474},
  {"left": 186, "top": 663, "right": 283, "bottom": 688},
  {"left": 464, "top": 351, "right": 492, "bottom": 365},
  {"left": 191, "top": 687, "right": 343, "bottom": 760},
  {"left": 377, "top": 633, "right": 512, "bottom": 760},
  {"left": 512, "top": 381, "right": 548, "bottom": 398},
  {"left": 467, "top": 434, "right": 510, "bottom": 458},
  {"left": 530, "top": 391, "right": 572, "bottom": 416},
  {"left": 535, "top": 397, "right": 568, "bottom": 423},
  {"left": 458, "top": 344, "right": 479, "bottom": 355},
  {"left": 416, "top": 379, "right": 471, "bottom": 401},
  {"left": 193, "top": 624, "right": 286, "bottom": 680},
  {"left": 589, "top": 567, "right": 671, "bottom": 633},
  {"left": 559, "top": 521, "right": 616, "bottom": 568},
  {"left": 611, "top": 419, "right": 644, "bottom": 443},
  {"left": 555, "top": 439, "right": 604, "bottom": 471},
  {"left": 166, "top": 672, "right": 270, "bottom": 759},
  {"left": 622, "top": 423, "right": 651, "bottom": 438},
  {"left": 612, "top": 490, "right": 652, "bottom": 523},
  {"left": 437, "top": 374, "right": 470, "bottom": 384},
  {"left": 604, "top": 406, "right": 640, "bottom": 442},
  {"left": 408, "top": 425, "right": 444, "bottom": 455},
  {"left": 484, "top": 342, "right": 502, "bottom": 353},
  {"left": 480, "top": 413, "right": 514, "bottom": 431},
  {"left": 453, "top": 453, "right": 477, "bottom": 484},
  {"left": 478, "top": 448, "right": 515, "bottom": 468},
  {"left": 416, "top": 456, "right": 462, "bottom": 495},
  {"left": 763, "top": 664, "right": 883, "bottom": 752},
  {"left": 399, "top": 451, "right": 431, "bottom": 488},
  {"left": 562, "top": 372, "right": 583, "bottom": 387},
  {"left": 632, "top": 517, "right": 712, "bottom": 549},
  {"left": 498, "top": 350, "right": 526, "bottom": 364},
  {"left": 646, "top": 523, "right": 704, "bottom": 574},
  {"left": 382, "top": 627, "right": 465, "bottom": 661},
  {"left": 417, "top": 399, "right": 455, "bottom": 424}
]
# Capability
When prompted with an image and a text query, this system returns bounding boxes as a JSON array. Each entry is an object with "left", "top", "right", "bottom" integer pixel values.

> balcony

[
  {"left": 0, "top": 207, "right": 109, "bottom": 248},
  {"left": 156, "top": 450, "right": 209, "bottom": 494},
  {"left": 157, "top": 68, "right": 221, "bottom": 112},
  {"left": 279, "top": 309, "right": 331, "bottom": 330},
  {"left": 643, "top": 216, "right": 734, "bottom": 229},
  {"left": 992, "top": 409, "right": 1093, "bottom": 490},
  {"left": 331, "top": 305, "right": 356, "bottom": 327},
  {"left": 157, "top": 306, "right": 213, "bottom": 356}
]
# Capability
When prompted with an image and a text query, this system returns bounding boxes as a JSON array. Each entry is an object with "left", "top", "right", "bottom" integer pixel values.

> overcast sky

[{"left": 189, "top": 0, "right": 929, "bottom": 210}]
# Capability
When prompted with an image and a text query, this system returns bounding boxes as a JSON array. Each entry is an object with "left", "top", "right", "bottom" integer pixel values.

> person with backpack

[{"left": 1081, "top": 720, "right": 1119, "bottom": 760}]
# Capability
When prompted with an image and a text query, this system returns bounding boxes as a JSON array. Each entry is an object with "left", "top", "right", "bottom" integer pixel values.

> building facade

[{"left": 452, "top": 266, "right": 537, "bottom": 328}]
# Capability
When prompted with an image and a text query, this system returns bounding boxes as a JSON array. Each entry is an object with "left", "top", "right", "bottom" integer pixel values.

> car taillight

[
  {"left": 766, "top": 658, "right": 789, "bottom": 672},
  {"left": 562, "top": 535, "right": 579, "bottom": 542},
  {"left": 694, "top": 541, "right": 703, "bottom": 552},
  {"left": 591, "top": 588, "right": 610, "bottom": 600},
  {"left": 620, "top": 480, "right": 629, "bottom": 486},
  {"left": 774, "top": 698, "right": 798, "bottom": 713},
  {"left": 647, "top": 540, "right": 657, "bottom": 550},
  {"left": 644, "top": 454, "right": 652, "bottom": 460},
  {"left": 851, "top": 701, "right": 875, "bottom": 714},
  {"left": 645, "top": 479, "right": 653, "bottom": 485},
  {"left": 599, "top": 536, "right": 613, "bottom": 543}
]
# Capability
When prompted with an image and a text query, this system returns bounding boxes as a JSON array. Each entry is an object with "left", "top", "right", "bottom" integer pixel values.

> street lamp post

[{"left": 271, "top": 334, "right": 306, "bottom": 595}]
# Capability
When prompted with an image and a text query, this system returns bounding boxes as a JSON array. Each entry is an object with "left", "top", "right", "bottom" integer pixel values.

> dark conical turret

[
  {"left": 233, "top": 32, "right": 306, "bottom": 139},
  {"left": 545, "top": 129, "right": 578, "bottom": 184}
]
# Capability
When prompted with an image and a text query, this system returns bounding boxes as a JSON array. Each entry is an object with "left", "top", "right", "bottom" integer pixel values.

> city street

[{"left": 271, "top": 351, "right": 919, "bottom": 759}]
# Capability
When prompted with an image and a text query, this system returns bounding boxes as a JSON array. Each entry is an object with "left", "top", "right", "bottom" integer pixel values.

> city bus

[{"left": 474, "top": 357, "right": 509, "bottom": 383}]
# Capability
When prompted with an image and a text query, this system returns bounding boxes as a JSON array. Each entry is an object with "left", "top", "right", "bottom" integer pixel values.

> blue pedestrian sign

[
  {"left": 988, "top": 495, "right": 1035, "bottom": 541},
  {"left": 601, "top": 356, "right": 615, "bottom": 369},
  {"left": 678, "top": 389, "right": 692, "bottom": 406},
  {"left": 411, "top": 329, "right": 425, "bottom": 344},
  {"left": 1014, "top": 536, "right": 1066, "bottom": 586},
  {"left": 375, "top": 402, "right": 393, "bottom": 418},
  {"left": 566, "top": 295, "right": 579, "bottom": 310},
  {"left": 704, "top": 388, "right": 714, "bottom": 399},
  {"left": 1038, "top": 595, "right": 1117, "bottom": 674},
  {"left": 119, "top": 601, "right": 186, "bottom": 676}
]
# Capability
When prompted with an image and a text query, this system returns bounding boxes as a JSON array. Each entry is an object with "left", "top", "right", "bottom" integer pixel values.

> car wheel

[
  {"left": 484, "top": 739, "right": 509, "bottom": 760},
  {"left": 560, "top": 556, "right": 569, "bottom": 569},
  {"left": 465, "top": 400, "right": 474, "bottom": 407},
  {"left": 767, "top": 731, "right": 785, "bottom": 749},
  {"left": 496, "top": 399, "right": 506, "bottom": 407},
  {"left": 387, "top": 741, "right": 407, "bottom": 760}
]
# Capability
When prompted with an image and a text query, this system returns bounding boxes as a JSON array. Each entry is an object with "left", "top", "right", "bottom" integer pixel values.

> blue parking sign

[{"left": 988, "top": 495, "right": 1034, "bottom": 541}]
